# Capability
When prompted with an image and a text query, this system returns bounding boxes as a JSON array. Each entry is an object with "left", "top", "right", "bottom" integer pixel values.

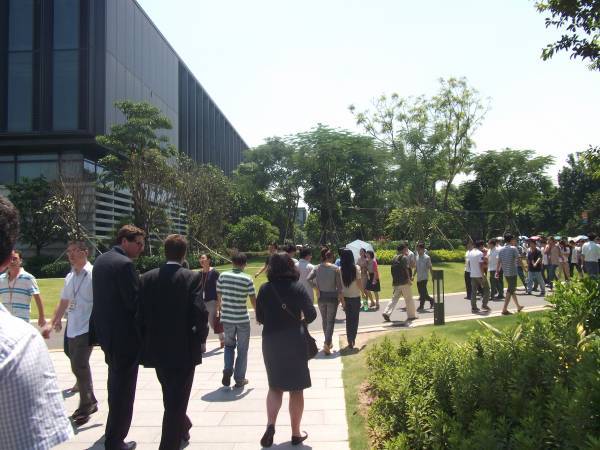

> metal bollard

[{"left": 432, "top": 269, "right": 445, "bottom": 325}]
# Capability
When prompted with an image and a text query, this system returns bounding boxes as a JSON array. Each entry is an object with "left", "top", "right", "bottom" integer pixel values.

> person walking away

[
  {"left": 217, "top": 252, "right": 257, "bottom": 388},
  {"left": 199, "top": 253, "right": 223, "bottom": 348},
  {"left": 487, "top": 239, "right": 503, "bottom": 299},
  {"left": 42, "top": 241, "right": 97, "bottom": 426},
  {"left": 255, "top": 242, "right": 278, "bottom": 279},
  {"left": 256, "top": 253, "right": 317, "bottom": 447},
  {"left": 90, "top": 224, "right": 146, "bottom": 450},
  {"left": 0, "top": 195, "right": 73, "bottom": 450},
  {"left": 356, "top": 248, "right": 370, "bottom": 310},
  {"left": 570, "top": 240, "right": 583, "bottom": 279},
  {"left": 286, "top": 244, "right": 299, "bottom": 264},
  {"left": 545, "top": 237, "right": 561, "bottom": 289},
  {"left": 526, "top": 239, "right": 545, "bottom": 296},
  {"left": 467, "top": 240, "right": 491, "bottom": 313},
  {"left": 382, "top": 244, "right": 417, "bottom": 322},
  {"left": 559, "top": 239, "right": 571, "bottom": 281},
  {"left": 463, "top": 241, "right": 474, "bottom": 300},
  {"left": 296, "top": 247, "right": 315, "bottom": 302},
  {"left": 307, "top": 247, "right": 343, "bottom": 355},
  {"left": 581, "top": 233, "right": 600, "bottom": 278},
  {"left": 415, "top": 243, "right": 434, "bottom": 311},
  {"left": 339, "top": 248, "right": 362, "bottom": 349},
  {"left": 365, "top": 250, "right": 381, "bottom": 309},
  {"left": 516, "top": 242, "right": 528, "bottom": 287},
  {"left": 138, "top": 235, "right": 209, "bottom": 450},
  {"left": 0, "top": 249, "right": 46, "bottom": 327},
  {"left": 497, "top": 234, "right": 524, "bottom": 315}
]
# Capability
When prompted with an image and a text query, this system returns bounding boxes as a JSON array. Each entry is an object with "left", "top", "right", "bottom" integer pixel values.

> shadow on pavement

[{"left": 201, "top": 386, "right": 253, "bottom": 402}]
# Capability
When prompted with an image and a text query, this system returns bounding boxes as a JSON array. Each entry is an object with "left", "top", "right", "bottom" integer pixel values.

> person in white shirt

[
  {"left": 570, "top": 240, "right": 583, "bottom": 279},
  {"left": 467, "top": 240, "right": 491, "bottom": 313},
  {"left": 487, "top": 239, "right": 504, "bottom": 300},
  {"left": 43, "top": 241, "right": 97, "bottom": 426},
  {"left": 581, "top": 233, "right": 600, "bottom": 277},
  {"left": 295, "top": 247, "right": 315, "bottom": 302}
]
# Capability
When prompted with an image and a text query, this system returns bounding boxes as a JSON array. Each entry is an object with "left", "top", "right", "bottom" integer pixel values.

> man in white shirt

[
  {"left": 43, "top": 241, "right": 97, "bottom": 426},
  {"left": 468, "top": 240, "right": 491, "bottom": 313},
  {"left": 296, "top": 247, "right": 315, "bottom": 302},
  {"left": 581, "top": 233, "right": 600, "bottom": 278},
  {"left": 487, "top": 239, "right": 504, "bottom": 300}
]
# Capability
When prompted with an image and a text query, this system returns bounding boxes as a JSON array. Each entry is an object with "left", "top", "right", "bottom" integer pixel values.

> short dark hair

[
  {"left": 320, "top": 246, "right": 333, "bottom": 262},
  {"left": 588, "top": 233, "right": 597, "bottom": 241},
  {"left": 504, "top": 233, "right": 514, "bottom": 242},
  {"left": 488, "top": 238, "right": 497, "bottom": 245},
  {"left": 285, "top": 244, "right": 296, "bottom": 254},
  {"left": 201, "top": 253, "right": 212, "bottom": 260},
  {"left": 397, "top": 244, "right": 406, "bottom": 252},
  {"left": 164, "top": 234, "right": 187, "bottom": 261},
  {"left": 417, "top": 242, "right": 425, "bottom": 249},
  {"left": 299, "top": 247, "right": 312, "bottom": 259},
  {"left": 366, "top": 250, "right": 375, "bottom": 259},
  {"left": 117, "top": 224, "right": 145, "bottom": 243},
  {"left": 68, "top": 240, "right": 89, "bottom": 252},
  {"left": 0, "top": 195, "right": 19, "bottom": 265},
  {"left": 232, "top": 251, "right": 248, "bottom": 266},
  {"left": 475, "top": 240, "right": 485, "bottom": 248},
  {"left": 267, "top": 252, "right": 299, "bottom": 282}
]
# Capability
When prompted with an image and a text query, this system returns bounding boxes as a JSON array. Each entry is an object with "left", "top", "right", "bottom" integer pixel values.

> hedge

[
  {"left": 365, "top": 278, "right": 600, "bottom": 449},
  {"left": 373, "top": 249, "right": 464, "bottom": 264}
]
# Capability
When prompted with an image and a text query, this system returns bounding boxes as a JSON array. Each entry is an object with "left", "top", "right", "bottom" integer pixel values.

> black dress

[{"left": 256, "top": 280, "right": 318, "bottom": 391}]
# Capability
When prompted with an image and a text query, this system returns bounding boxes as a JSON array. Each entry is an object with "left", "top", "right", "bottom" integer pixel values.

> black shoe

[
  {"left": 502, "top": 310, "right": 512, "bottom": 315},
  {"left": 120, "top": 442, "right": 137, "bottom": 450},
  {"left": 482, "top": 305, "right": 491, "bottom": 311},
  {"left": 430, "top": 303, "right": 434, "bottom": 309},
  {"left": 291, "top": 432, "right": 308, "bottom": 446},
  {"left": 472, "top": 308, "right": 481, "bottom": 313},
  {"left": 260, "top": 424, "right": 275, "bottom": 447},
  {"left": 497, "top": 296, "right": 505, "bottom": 300},
  {"left": 72, "top": 402, "right": 98, "bottom": 421},
  {"left": 382, "top": 313, "right": 390, "bottom": 322},
  {"left": 464, "top": 296, "right": 470, "bottom": 300},
  {"left": 234, "top": 378, "right": 249, "bottom": 388},
  {"left": 417, "top": 306, "right": 425, "bottom": 312},
  {"left": 222, "top": 369, "right": 233, "bottom": 387}
]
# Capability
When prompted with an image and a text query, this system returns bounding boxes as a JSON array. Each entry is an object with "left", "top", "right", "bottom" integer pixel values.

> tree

[
  {"left": 175, "top": 154, "right": 233, "bottom": 249},
  {"left": 8, "top": 177, "right": 62, "bottom": 255},
  {"left": 469, "top": 149, "right": 554, "bottom": 236},
  {"left": 96, "top": 101, "right": 177, "bottom": 251},
  {"left": 535, "top": 0, "right": 600, "bottom": 70},
  {"left": 225, "top": 215, "right": 279, "bottom": 251}
]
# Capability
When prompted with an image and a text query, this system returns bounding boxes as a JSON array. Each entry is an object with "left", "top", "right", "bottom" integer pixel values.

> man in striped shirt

[
  {"left": 216, "top": 252, "right": 256, "bottom": 388},
  {"left": 0, "top": 250, "right": 46, "bottom": 326}
]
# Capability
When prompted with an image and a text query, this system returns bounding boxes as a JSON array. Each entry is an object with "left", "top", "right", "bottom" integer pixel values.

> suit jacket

[
  {"left": 137, "top": 263, "right": 209, "bottom": 369},
  {"left": 90, "top": 246, "right": 140, "bottom": 358}
]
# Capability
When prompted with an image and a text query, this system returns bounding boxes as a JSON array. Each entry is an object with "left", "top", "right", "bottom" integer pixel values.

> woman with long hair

[
  {"left": 365, "top": 250, "right": 380, "bottom": 309},
  {"left": 256, "top": 253, "right": 317, "bottom": 447},
  {"left": 307, "top": 246, "right": 343, "bottom": 354},
  {"left": 356, "top": 248, "right": 369, "bottom": 310},
  {"left": 339, "top": 248, "right": 362, "bottom": 349},
  {"left": 199, "top": 253, "right": 223, "bottom": 347}
]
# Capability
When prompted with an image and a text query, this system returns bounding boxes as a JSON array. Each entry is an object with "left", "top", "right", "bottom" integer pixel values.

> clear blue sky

[{"left": 138, "top": 0, "right": 599, "bottom": 181}]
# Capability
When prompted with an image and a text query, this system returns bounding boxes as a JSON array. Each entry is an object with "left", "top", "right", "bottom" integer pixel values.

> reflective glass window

[
  {"left": 60, "top": 159, "right": 83, "bottom": 178},
  {"left": 17, "top": 153, "right": 58, "bottom": 161},
  {"left": 17, "top": 162, "right": 59, "bottom": 181},
  {"left": 53, "top": 50, "right": 79, "bottom": 130},
  {"left": 53, "top": 0, "right": 80, "bottom": 50},
  {"left": 0, "top": 164, "right": 16, "bottom": 185},
  {"left": 8, "top": 0, "right": 34, "bottom": 51},
  {"left": 7, "top": 53, "right": 33, "bottom": 131}
]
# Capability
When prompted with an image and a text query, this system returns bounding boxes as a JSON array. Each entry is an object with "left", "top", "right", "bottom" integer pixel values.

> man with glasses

[
  {"left": 43, "top": 241, "right": 97, "bottom": 426},
  {"left": 91, "top": 225, "right": 145, "bottom": 450},
  {"left": 0, "top": 250, "right": 46, "bottom": 327}
]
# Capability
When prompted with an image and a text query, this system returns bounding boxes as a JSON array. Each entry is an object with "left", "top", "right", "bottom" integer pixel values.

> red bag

[{"left": 213, "top": 314, "right": 224, "bottom": 334}]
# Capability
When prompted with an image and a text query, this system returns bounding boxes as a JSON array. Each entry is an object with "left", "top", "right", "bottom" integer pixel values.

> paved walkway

[{"left": 53, "top": 331, "right": 349, "bottom": 450}]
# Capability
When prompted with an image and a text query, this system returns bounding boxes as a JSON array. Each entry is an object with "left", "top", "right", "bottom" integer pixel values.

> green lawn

[
  {"left": 30, "top": 259, "right": 467, "bottom": 319},
  {"left": 342, "top": 311, "right": 546, "bottom": 450}
]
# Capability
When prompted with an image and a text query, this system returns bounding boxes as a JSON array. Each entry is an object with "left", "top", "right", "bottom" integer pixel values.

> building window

[
  {"left": 17, "top": 161, "right": 59, "bottom": 181},
  {"left": 7, "top": 0, "right": 35, "bottom": 132},
  {"left": 0, "top": 163, "right": 16, "bottom": 185},
  {"left": 52, "top": 0, "right": 80, "bottom": 130}
]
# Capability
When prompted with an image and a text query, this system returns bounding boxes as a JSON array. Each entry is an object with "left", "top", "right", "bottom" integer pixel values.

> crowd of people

[{"left": 2, "top": 188, "right": 600, "bottom": 449}]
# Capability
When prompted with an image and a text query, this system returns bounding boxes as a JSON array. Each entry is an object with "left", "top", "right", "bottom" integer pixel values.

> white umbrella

[
  {"left": 575, "top": 235, "right": 589, "bottom": 242},
  {"left": 345, "top": 239, "right": 374, "bottom": 262}
]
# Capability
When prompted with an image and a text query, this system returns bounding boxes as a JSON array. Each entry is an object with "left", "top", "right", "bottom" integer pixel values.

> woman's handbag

[{"left": 270, "top": 285, "right": 318, "bottom": 360}]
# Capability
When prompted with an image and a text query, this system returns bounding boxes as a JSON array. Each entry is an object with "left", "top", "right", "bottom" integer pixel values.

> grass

[
  {"left": 341, "top": 311, "right": 546, "bottom": 450},
  {"left": 29, "top": 259, "right": 468, "bottom": 319}
]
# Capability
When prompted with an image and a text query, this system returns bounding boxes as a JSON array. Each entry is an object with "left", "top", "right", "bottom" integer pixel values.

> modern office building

[{"left": 0, "top": 0, "right": 247, "bottom": 241}]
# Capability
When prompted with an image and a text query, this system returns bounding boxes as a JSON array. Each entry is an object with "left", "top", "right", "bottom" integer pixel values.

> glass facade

[{"left": 0, "top": 152, "right": 84, "bottom": 185}]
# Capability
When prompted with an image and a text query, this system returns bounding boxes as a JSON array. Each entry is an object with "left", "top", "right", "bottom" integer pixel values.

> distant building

[
  {"left": 0, "top": 0, "right": 247, "bottom": 244},
  {"left": 296, "top": 207, "right": 307, "bottom": 227}
]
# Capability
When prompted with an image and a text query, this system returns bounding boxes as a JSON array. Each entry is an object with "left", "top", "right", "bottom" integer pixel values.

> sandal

[
  {"left": 291, "top": 432, "right": 308, "bottom": 445},
  {"left": 260, "top": 424, "right": 275, "bottom": 447}
]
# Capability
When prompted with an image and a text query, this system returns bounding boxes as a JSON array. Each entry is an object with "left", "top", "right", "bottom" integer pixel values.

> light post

[{"left": 432, "top": 269, "right": 445, "bottom": 325}]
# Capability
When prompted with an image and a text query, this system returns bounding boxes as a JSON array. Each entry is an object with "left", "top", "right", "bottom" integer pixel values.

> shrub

[
  {"left": 226, "top": 215, "right": 279, "bottom": 252},
  {"left": 40, "top": 260, "right": 71, "bottom": 278},
  {"left": 428, "top": 249, "right": 465, "bottom": 263},
  {"left": 24, "top": 255, "right": 55, "bottom": 278},
  {"left": 365, "top": 278, "right": 600, "bottom": 449}
]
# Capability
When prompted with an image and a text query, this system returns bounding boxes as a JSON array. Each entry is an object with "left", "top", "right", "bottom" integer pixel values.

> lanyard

[
  {"left": 68, "top": 270, "right": 88, "bottom": 312},
  {"left": 7, "top": 273, "right": 19, "bottom": 310}
]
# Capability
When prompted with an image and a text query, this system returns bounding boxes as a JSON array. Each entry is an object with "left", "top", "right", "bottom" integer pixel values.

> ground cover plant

[{"left": 359, "top": 278, "right": 600, "bottom": 449}]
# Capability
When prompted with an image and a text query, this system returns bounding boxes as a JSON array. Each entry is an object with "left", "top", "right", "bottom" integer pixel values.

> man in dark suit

[
  {"left": 138, "top": 234, "right": 209, "bottom": 450},
  {"left": 91, "top": 225, "right": 145, "bottom": 450}
]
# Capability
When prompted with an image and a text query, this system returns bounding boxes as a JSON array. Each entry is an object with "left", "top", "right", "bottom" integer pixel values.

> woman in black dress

[{"left": 256, "top": 252, "right": 317, "bottom": 447}]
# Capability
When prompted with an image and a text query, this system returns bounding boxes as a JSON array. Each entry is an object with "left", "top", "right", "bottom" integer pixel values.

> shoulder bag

[{"left": 269, "top": 284, "right": 318, "bottom": 360}]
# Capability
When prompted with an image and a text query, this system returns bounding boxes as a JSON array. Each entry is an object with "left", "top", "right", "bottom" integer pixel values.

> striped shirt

[
  {"left": 0, "top": 269, "right": 40, "bottom": 321},
  {"left": 498, "top": 245, "right": 519, "bottom": 277},
  {"left": 216, "top": 268, "right": 256, "bottom": 324}
]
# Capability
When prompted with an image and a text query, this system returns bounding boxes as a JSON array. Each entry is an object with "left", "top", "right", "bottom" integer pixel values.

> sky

[{"left": 137, "top": 0, "right": 600, "bottom": 183}]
